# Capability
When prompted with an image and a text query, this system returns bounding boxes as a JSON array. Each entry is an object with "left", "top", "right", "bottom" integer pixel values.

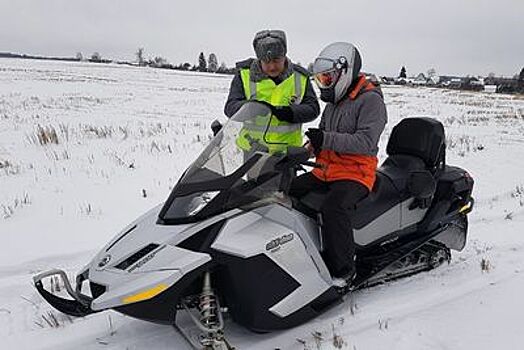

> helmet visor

[{"left": 313, "top": 68, "right": 340, "bottom": 89}]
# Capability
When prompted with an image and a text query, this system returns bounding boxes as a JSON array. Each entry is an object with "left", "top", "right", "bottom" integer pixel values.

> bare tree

[
  {"left": 152, "top": 56, "right": 167, "bottom": 67},
  {"left": 136, "top": 48, "right": 145, "bottom": 66},
  {"left": 76, "top": 52, "right": 83, "bottom": 61},
  {"left": 90, "top": 52, "right": 101, "bottom": 62},
  {"left": 208, "top": 53, "right": 218, "bottom": 73}
]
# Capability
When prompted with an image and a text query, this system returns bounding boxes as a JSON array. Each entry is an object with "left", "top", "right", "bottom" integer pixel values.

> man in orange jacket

[{"left": 290, "top": 42, "right": 387, "bottom": 282}]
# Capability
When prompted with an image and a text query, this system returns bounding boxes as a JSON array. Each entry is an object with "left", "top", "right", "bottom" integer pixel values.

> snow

[{"left": 1, "top": 57, "right": 524, "bottom": 349}]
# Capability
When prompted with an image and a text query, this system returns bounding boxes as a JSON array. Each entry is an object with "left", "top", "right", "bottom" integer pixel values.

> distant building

[
  {"left": 426, "top": 75, "right": 441, "bottom": 86},
  {"left": 380, "top": 76, "right": 396, "bottom": 85},
  {"left": 395, "top": 77, "right": 408, "bottom": 85},
  {"left": 462, "top": 77, "right": 484, "bottom": 91},
  {"left": 484, "top": 85, "right": 497, "bottom": 93},
  {"left": 484, "top": 77, "right": 522, "bottom": 94},
  {"left": 413, "top": 73, "right": 427, "bottom": 85},
  {"left": 363, "top": 72, "right": 381, "bottom": 85}
]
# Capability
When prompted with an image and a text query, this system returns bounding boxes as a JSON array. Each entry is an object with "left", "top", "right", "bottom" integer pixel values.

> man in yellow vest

[{"left": 224, "top": 29, "right": 320, "bottom": 154}]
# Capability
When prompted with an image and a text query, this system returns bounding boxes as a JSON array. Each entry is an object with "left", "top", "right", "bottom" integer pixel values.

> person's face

[{"left": 260, "top": 57, "right": 286, "bottom": 78}]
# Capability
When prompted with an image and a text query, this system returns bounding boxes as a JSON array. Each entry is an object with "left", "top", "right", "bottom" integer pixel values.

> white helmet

[{"left": 311, "top": 42, "right": 362, "bottom": 103}]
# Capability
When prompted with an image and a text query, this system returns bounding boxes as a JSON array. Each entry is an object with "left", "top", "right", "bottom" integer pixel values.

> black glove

[
  {"left": 305, "top": 128, "right": 324, "bottom": 154},
  {"left": 271, "top": 106, "right": 294, "bottom": 123},
  {"left": 248, "top": 100, "right": 294, "bottom": 122}
]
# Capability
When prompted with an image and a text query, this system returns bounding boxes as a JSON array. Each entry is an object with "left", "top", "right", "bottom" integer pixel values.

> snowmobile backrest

[{"left": 386, "top": 117, "right": 446, "bottom": 170}]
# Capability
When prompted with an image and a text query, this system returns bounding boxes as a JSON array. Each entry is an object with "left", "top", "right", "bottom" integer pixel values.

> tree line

[{"left": 134, "top": 48, "right": 235, "bottom": 74}]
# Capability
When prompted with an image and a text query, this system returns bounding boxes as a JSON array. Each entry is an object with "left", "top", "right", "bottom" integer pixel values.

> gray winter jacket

[
  {"left": 320, "top": 83, "right": 387, "bottom": 156},
  {"left": 224, "top": 58, "right": 320, "bottom": 123}
]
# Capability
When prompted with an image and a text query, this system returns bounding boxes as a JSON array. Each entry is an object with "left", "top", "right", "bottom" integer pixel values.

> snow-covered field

[{"left": 1, "top": 58, "right": 524, "bottom": 349}]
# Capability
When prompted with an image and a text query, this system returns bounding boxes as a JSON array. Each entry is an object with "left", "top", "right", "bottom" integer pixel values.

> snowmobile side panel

[
  {"left": 354, "top": 201, "right": 401, "bottom": 246},
  {"left": 90, "top": 247, "right": 211, "bottom": 310},
  {"left": 400, "top": 199, "right": 429, "bottom": 228},
  {"left": 213, "top": 252, "right": 340, "bottom": 332},
  {"left": 252, "top": 204, "right": 332, "bottom": 284},
  {"left": 211, "top": 206, "right": 332, "bottom": 318},
  {"left": 113, "top": 262, "right": 212, "bottom": 324}
]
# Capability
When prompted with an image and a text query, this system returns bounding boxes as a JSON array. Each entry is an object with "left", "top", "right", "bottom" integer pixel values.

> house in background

[
  {"left": 413, "top": 73, "right": 427, "bottom": 85},
  {"left": 426, "top": 75, "right": 441, "bottom": 86},
  {"left": 484, "top": 76, "right": 522, "bottom": 94},
  {"left": 484, "top": 85, "right": 497, "bottom": 93}
]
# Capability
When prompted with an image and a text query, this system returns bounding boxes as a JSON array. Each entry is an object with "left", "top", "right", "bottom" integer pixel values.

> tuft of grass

[
  {"left": 35, "top": 124, "right": 59, "bottom": 145},
  {"left": 511, "top": 185, "right": 524, "bottom": 207},
  {"left": 331, "top": 322, "right": 346, "bottom": 349},
  {"left": 1, "top": 193, "right": 31, "bottom": 219},
  {"left": 0, "top": 159, "right": 21, "bottom": 176},
  {"left": 481, "top": 258, "right": 492, "bottom": 273},
  {"left": 35, "top": 310, "right": 73, "bottom": 329},
  {"left": 378, "top": 318, "right": 391, "bottom": 330},
  {"left": 82, "top": 124, "right": 113, "bottom": 138}
]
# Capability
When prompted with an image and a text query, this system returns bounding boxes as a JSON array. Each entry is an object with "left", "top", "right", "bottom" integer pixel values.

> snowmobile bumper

[{"left": 33, "top": 269, "right": 99, "bottom": 318}]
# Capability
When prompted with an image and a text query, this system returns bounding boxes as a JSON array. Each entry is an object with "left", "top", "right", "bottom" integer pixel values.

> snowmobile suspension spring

[
  {"left": 198, "top": 272, "right": 221, "bottom": 329},
  {"left": 199, "top": 292, "right": 220, "bottom": 328}
]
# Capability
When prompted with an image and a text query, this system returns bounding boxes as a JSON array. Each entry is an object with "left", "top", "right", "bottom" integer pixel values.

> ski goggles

[
  {"left": 311, "top": 56, "right": 347, "bottom": 89},
  {"left": 313, "top": 68, "right": 341, "bottom": 89}
]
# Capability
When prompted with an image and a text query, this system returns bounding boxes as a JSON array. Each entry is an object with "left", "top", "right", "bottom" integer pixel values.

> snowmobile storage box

[{"left": 435, "top": 165, "right": 474, "bottom": 204}]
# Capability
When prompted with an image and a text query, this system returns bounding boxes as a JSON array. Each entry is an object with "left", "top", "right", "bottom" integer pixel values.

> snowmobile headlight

[{"left": 122, "top": 283, "right": 169, "bottom": 304}]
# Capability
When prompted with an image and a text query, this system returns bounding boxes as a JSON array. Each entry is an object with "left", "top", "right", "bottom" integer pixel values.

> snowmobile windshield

[{"left": 158, "top": 102, "right": 291, "bottom": 224}]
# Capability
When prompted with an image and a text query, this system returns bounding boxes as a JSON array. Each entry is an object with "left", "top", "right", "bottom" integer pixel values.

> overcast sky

[{"left": 1, "top": 0, "right": 522, "bottom": 77}]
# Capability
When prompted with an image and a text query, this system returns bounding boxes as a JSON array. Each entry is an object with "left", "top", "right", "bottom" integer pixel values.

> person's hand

[
  {"left": 271, "top": 106, "right": 294, "bottom": 123},
  {"left": 247, "top": 100, "right": 294, "bottom": 123},
  {"left": 305, "top": 128, "right": 324, "bottom": 155},
  {"left": 304, "top": 141, "right": 315, "bottom": 158}
]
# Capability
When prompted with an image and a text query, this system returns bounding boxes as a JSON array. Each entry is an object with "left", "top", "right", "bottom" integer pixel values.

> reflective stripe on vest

[{"left": 238, "top": 68, "right": 307, "bottom": 153}]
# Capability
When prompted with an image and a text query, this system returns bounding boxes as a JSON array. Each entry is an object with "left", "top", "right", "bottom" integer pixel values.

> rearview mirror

[{"left": 210, "top": 119, "right": 223, "bottom": 136}]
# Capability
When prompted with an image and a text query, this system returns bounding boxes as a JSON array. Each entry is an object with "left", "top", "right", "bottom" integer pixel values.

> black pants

[{"left": 290, "top": 173, "right": 369, "bottom": 277}]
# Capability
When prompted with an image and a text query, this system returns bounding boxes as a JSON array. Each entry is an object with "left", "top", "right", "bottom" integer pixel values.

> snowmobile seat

[
  {"left": 294, "top": 170, "right": 398, "bottom": 226},
  {"left": 294, "top": 117, "right": 444, "bottom": 231}
]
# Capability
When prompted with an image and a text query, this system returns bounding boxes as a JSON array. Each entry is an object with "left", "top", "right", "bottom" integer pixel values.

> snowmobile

[{"left": 33, "top": 101, "right": 474, "bottom": 349}]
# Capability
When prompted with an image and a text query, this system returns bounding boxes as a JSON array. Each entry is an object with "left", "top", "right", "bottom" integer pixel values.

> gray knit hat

[{"left": 253, "top": 30, "right": 287, "bottom": 61}]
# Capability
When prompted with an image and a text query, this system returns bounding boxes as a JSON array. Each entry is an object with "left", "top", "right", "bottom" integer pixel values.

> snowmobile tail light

[
  {"left": 122, "top": 283, "right": 169, "bottom": 304},
  {"left": 459, "top": 203, "right": 471, "bottom": 214}
]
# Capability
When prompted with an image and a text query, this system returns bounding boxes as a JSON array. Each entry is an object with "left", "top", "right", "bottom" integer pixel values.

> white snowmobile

[{"left": 33, "top": 101, "right": 474, "bottom": 349}]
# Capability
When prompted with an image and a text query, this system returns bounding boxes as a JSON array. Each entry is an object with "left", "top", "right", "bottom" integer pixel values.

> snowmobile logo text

[{"left": 266, "top": 233, "right": 294, "bottom": 251}]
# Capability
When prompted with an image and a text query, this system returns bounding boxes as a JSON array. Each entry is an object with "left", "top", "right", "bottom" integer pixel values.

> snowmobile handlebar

[{"left": 299, "top": 160, "right": 322, "bottom": 169}]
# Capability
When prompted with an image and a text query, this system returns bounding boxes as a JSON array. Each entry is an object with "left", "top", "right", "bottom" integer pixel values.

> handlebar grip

[{"left": 301, "top": 161, "right": 322, "bottom": 168}]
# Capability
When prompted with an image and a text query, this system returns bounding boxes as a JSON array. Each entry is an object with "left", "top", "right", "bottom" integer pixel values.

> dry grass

[
  {"left": 1, "top": 193, "right": 31, "bottom": 219},
  {"left": 34, "top": 125, "right": 59, "bottom": 145}
]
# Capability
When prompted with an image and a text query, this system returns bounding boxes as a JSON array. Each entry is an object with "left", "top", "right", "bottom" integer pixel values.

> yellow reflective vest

[{"left": 236, "top": 68, "right": 308, "bottom": 154}]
